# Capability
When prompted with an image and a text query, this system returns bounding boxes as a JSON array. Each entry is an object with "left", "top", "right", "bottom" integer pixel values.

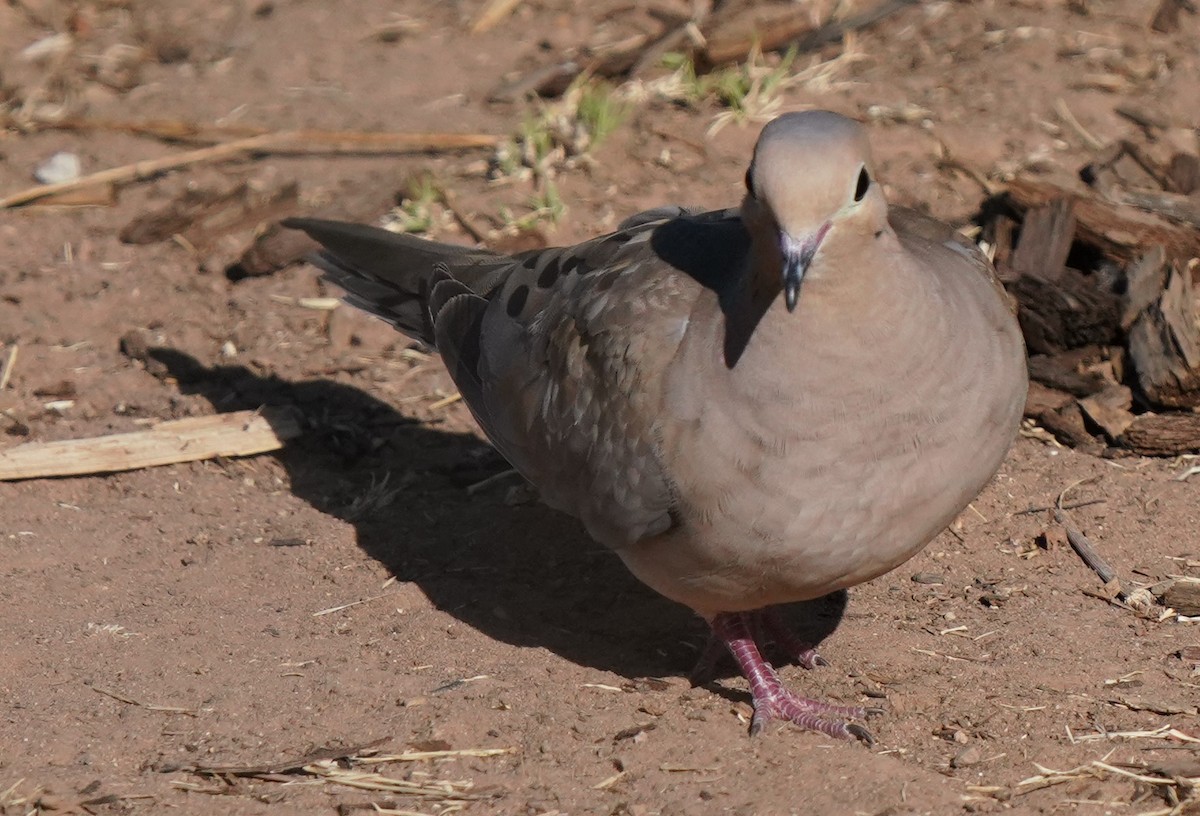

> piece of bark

[
  {"left": 183, "top": 181, "right": 299, "bottom": 249},
  {"left": 1119, "top": 412, "right": 1200, "bottom": 455},
  {"left": 120, "top": 182, "right": 298, "bottom": 249},
  {"left": 0, "top": 408, "right": 302, "bottom": 481},
  {"left": 989, "top": 215, "right": 1017, "bottom": 282},
  {"left": 1120, "top": 245, "right": 1168, "bottom": 330},
  {"left": 1150, "top": 0, "right": 1194, "bottom": 33},
  {"left": 701, "top": 4, "right": 824, "bottom": 66},
  {"left": 1164, "top": 579, "right": 1200, "bottom": 616},
  {"left": 1079, "top": 384, "right": 1135, "bottom": 439},
  {"left": 1026, "top": 351, "right": 1112, "bottom": 397},
  {"left": 228, "top": 222, "right": 318, "bottom": 279},
  {"left": 1024, "top": 381, "right": 1075, "bottom": 417},
  {"left": 230, "top": 192, "right": 395, "bottom": 280},
  {"left": 1082, "top": 150, "right": 1167, "bottom": 199},
  {"left": 1038, "top": 401, "right": 1104, "bottom": 453},
  {"left": 630, "top": 21, "right": 698, "bottom": 78},
  {"left": 121, "top": 184, "right": 248, "bottom": 243},
  {"left": 1116, "top": 187, "right": 1200, "bottom": 229},
  {"left": 493, "top": 0, "right": 915, "bottom": 101},
  {"left": 488, "top": 60, "right": 582, "bottom": 102},
  {"left": 1113, "top": 103, "right": 1171, "bottom": 132},
  {"left": 1005, "top": 175, "right": 1200, "bottom": 264},
  {"left": 1166, "top": 152, "right": 1200, "bottom": 195},
  {"left": 700, "top": 0, "right": 918, "bottom": 68},
  {"left": 1005, "top": 198, "right": 1076, "bottom": 284},
  {"left": 1127, "top": 262, "right": 1200, "bottom": 408},
  {"left": 1011, "top": 267, "right": 1122, "bottom": 354}
]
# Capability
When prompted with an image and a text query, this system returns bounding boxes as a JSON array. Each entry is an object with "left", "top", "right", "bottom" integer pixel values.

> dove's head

[{"left": 741, "top": 111, "right": 888, "bottom": 312}]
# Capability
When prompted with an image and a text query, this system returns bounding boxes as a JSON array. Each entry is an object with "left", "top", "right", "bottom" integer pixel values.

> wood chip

[
  {"left": 0, "top": 408, "right": 302, "bottom": 481},
  {"left": 1078, "top": 385, "right": 1134, "bottom": 439},
  {"left": 1127, "top": 261, "right": 1200, "bottom": 408},
  {"left": 120, "top": 182, "right": 299, "bottom": 248},
  {"left": 1120, "top": 413, "right": 1200, "bottom": 456},
  {"left": 1120, "top": 246, "right": 1169, "bottom": 329},
  {"left": 1150, "top": 0, "right": 1195, "bottom": 33},
  {"left": 1164, "top": 579, "right": 1200, "bottom": 616},
  {"left": 1166, "top": 152, "right": 1200, "bottom": 195},
  {"left": 1004, "top": 174, "right": 1200, "bottom": 264},
  {"left": 1115, "top": 187, "right": 1200, "bottom": 230},
  {"left": 701, "top": 0, "right": 918, "bottom": 67},
  {"left": 1004, "top": 198, "right": 1076, "bottom": 285}
]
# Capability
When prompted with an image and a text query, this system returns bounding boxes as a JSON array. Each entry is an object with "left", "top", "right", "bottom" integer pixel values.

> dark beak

[{"left": 782, "top": 223, "right": 830, "bottom": 312}]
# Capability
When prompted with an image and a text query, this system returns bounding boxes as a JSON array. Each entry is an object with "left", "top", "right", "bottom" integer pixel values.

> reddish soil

[{"left": 2, "top": 2, "right": 1199, "bottom": 814}]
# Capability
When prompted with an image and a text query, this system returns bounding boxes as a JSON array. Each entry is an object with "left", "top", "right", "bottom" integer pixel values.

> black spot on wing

[
  {"left": 536, "top": 255, "right": 562, "bottom": 287},
  {"left": 506, "top": 283, "right": 530, "bottom": 317}
]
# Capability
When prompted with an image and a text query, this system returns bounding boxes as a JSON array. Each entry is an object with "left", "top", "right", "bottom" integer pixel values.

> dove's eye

[{"left": 853, "top": 166, "right": 870, "bottom": 202}]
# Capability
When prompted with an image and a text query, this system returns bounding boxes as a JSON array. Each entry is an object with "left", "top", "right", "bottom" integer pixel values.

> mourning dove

[{"left": 285, "top": 110, "right": 1028, "bottom": 742}]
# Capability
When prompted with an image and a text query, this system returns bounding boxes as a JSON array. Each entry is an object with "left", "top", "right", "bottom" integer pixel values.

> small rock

[
  {"left": 35, "top": 151, "right": 82, "bottom": 185},
  {"left": 951, "top": 746, "right": 983, "bottom": 768}
]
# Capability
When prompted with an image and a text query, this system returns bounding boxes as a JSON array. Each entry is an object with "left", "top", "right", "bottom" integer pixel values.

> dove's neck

[{"left": 725, "top": 226, "right": 935, "bottom": 374}]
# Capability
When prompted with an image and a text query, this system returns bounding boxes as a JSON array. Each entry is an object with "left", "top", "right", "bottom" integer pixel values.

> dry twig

[
  {"left": 92, "top": 685, "right": 200, "bottom": 716},
  {"left": 471, "top": 0, "right": 524, "bottom": 33},
  {"left": 0, "top": 129, "right": 501, "bottom": 209}
]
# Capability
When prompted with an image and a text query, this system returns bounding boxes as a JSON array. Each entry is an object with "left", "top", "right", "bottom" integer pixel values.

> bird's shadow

[{"left": 149, "top": 347, "right": 847, "bottom": 682}]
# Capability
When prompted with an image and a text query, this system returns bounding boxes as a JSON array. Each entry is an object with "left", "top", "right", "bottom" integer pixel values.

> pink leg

[
  {"left": 761, "top": 607, "right": 829, "bottom": 670},
  {"left": 709, "top": 611, "right": 873, "bottom": 743},
  {"left": 691, "top": 607, "right": 825, "bottom": 683}
]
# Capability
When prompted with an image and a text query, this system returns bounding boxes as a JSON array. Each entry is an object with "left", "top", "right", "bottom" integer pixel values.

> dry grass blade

[
  {"left": 302, "top": 761, "right": 489, "bottom": 801},
  {"left": 169, "top": 742, "right": 513, "bottom": 812},
  {"left": 428, "top": 392, "right": 463, "bottom": 410},
  {"left": 92, "top": 685, "right": 201, "bottom": 716},
  {"left": 359, "top": 748, "right": 516, "bottom": 764},
  {"left": 1007, "top": 755, "right": 1200, "bottom": 812},
  {"left": 1014, "top": 762, "right": 1101, "bottom": 795},
  {"left": 312, "top": 591, "right": 399, "bottom": 617},
  {"left": 0, "top": 344, "right": 17, "bottom": 391},
  {"left": 169, "top": 738, "right": 390, "bottom": 776},
  {"left": 1069, "top": 724, "right": 1200, "bottom": 744}
]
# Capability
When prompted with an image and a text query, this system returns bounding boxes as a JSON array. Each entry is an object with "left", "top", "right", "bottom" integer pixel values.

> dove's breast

[{"left": 619, "top": 233, "right": 1027, "bottom": 616}]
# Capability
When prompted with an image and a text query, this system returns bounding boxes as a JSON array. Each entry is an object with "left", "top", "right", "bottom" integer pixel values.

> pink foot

[
  {"left": 709, "top": 611, "right": 873, "bottom": 743},
  {"left": 690, "top": 607, "right": 827, "bottom": 683}
]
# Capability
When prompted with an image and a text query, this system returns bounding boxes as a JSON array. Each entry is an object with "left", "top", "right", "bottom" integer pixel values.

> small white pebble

[{"left": 35, "top": 151, "right": 82, "bottom": 185}]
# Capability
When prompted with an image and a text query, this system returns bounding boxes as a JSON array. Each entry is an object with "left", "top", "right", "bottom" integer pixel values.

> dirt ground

[{"left": 2, "top": 1, "right": 1199, "bottom": 814}]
